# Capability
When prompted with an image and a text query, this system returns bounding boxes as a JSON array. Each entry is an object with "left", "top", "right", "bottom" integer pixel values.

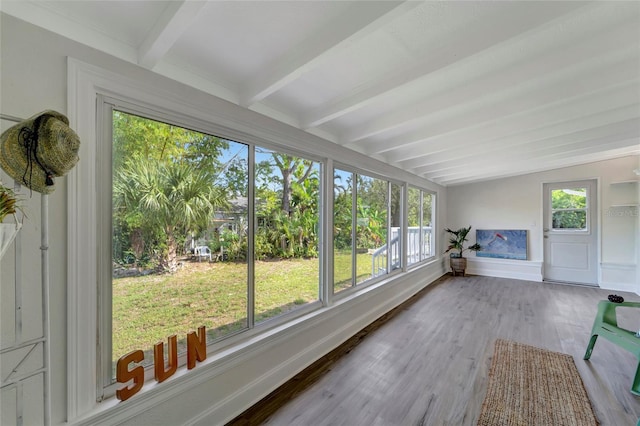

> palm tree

[{"left": 114, "top": 158, "right": 228, "bottom": 272}]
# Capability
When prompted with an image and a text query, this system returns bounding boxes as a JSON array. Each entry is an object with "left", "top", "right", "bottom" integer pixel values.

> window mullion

[
  {"left": 322, "top": 160, "right": 332, "bottom": 305},
  {"left": 351, "top": 173, "right": 357, "bottom": 288},
  {"left": 248, "top": 146, "right": 255, "bottom": 328}
]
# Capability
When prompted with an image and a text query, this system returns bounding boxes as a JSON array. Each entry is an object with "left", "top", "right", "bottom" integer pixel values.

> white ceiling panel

[
  {"left": 38, "top": 0, "right": 169, "bottom": 47},
  {"left": 3, "top": 0, "right": 638, "bottom": 186}
]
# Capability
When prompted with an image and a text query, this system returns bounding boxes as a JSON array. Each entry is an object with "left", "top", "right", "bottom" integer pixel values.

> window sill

[{"left": 69, "top": 262, "right": 443, "bottom": 425}]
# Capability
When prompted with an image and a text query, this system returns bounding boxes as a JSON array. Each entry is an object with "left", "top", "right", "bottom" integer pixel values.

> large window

[
  {"left": 356, "top": 175, "right": 388, "bottom": 284},
  {"left": 333, "top": 169, "right": 354, "bottom": 293},
  {"left": 407, "top": 187, "right": 435, "bottom": 266},
  {"left": 68, "top": 62, "right": 441, "bottom": 416},
  {"left": 333, "top": 168, "right": 405, "bottom": 293},
  {"left": 254, "top": 149, "right": 321, "bottom": 324},
  {"left": 104, "top": 107, "right": 321, "bottom": 391},
  {"left": 109, "top": 110, "right": 250, "bottom": 377}
]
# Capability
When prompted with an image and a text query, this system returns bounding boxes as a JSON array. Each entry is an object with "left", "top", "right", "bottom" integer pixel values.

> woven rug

[{"left": 477, "top": 339, "right": 598, "bottom": 426}]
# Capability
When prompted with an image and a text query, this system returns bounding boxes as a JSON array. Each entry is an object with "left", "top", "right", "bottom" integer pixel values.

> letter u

[{"left": 154, "top": 335, "right": 178, "bottom": 382}]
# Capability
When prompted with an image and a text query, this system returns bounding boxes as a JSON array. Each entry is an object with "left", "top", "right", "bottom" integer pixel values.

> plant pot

[
  {"left": 0, "top": 222, "right": 22, "bottom": 260},
  {"left": 450, "top": 256, "right": 467, "bottom": 277}
]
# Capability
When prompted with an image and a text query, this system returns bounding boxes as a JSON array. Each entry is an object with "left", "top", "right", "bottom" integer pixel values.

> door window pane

[{"left": 551, "top": 188, "right": 587, "bottom": 230}]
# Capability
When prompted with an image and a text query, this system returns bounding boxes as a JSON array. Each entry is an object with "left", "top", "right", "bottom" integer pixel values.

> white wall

[
  {"left": 0, "top": 14, "right": 446, "bottom": 425},
  {"left": 446, "top": 156, "right": 640, "bottom": 292}
]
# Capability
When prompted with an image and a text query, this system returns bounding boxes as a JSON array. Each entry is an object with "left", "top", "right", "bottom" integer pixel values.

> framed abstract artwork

[{"left": 476, "top": 229, "right": 527, "bottom": 260}]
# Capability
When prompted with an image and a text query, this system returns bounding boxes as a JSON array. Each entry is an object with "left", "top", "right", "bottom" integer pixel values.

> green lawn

[{"left": 112, "top": 254, "right": 372, "bottom": 361}]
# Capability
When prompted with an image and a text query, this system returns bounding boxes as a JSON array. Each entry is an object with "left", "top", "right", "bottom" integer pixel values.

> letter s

[{"left": 116, "top": 350, "right": 145, "bottom": 401}]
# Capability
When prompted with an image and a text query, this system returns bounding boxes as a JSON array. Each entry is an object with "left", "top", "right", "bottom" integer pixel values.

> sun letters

[{"left": 116, "top": 326, "right": 207, "bottom": 401}]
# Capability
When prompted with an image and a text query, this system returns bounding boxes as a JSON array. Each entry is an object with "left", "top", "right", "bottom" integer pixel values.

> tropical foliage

[
  {"left": 108, "top": 109, "right": 417, "bottom": 366},
  {"left": 333, "top": 171, "right": 389, "bottom": 252},
  {"left": 113, "top": 160, "right": 228, "bottom": 271},
  {"left": 111, "top": 111, "right": 323, "bottom": 271},
  {"left": 444, "top": 226, "right": 481, "bottom": 257}
]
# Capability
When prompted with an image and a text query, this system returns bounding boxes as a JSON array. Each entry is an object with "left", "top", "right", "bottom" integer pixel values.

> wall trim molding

[
  {"left": 464, "top": 257, "right": 543, "bottom": 282},
  {"left": 600, "top": 262, "right": 638, "bottom": 294}
]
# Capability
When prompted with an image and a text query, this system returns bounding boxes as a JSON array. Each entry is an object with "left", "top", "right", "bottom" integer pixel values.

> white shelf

[
  {"left": 611, "top": 180, "right": 639, "bottom": 185},
  {"left": 610, "top": 204, "right": 639, "bottom": 207}
]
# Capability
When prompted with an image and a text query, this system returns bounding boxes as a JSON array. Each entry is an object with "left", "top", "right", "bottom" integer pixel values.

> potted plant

[
  {"left": 0, "top": 183, "right": 23, "bottom": 259},
  {"left": 444, "top": 226, "right": 481, "bottom": 276}
]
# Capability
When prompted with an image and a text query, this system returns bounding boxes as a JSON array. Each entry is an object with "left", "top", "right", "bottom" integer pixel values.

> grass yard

[{"left": 112, "top": 253, "right": 373, "bottom": 363}]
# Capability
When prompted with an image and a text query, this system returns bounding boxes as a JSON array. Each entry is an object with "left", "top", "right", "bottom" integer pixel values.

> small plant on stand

[
  {"left": 444, "top": 226, "right": 481, "bottom": 276},
  {"left": 0, "top": 182, "right": 23, "bottom": 258},
  {"left": 0, "top": 184, "right": 20, "bottom": 222}
]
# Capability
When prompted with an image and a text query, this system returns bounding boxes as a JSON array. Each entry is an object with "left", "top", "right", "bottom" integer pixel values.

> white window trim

[
  {"left": 68, "top": 57, "right": 339, "bottom": 420},
  {"left": 66, "top": 57, "right": 442, "bottom": 422}
]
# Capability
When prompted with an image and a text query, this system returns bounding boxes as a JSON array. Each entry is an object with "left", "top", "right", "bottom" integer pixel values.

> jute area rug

[{"left": 477, "top": 339, "right": 599, "bottom": 426}]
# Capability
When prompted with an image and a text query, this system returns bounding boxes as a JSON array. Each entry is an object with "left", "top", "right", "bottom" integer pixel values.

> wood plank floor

[{"left": 229, "top": 275, "right": 640, "bottom": 425}]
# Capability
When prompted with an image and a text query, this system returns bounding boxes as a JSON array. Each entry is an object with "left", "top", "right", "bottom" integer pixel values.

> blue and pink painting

[{"left": 476, "top": 229, "right": 527, "bottom": 260}]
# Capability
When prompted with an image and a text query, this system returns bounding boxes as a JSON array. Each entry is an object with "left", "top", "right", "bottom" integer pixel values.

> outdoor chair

[
  {"left": 584, "top": 300, "right": 640, "bottom": 395},
  {"left": 194, "top": 246, "right": 212, "bottom": 262}
]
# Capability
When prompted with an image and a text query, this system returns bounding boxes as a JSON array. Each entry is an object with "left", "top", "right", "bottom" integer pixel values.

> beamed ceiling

[{"left": 3, "top": 1, "right": 639, "bottom": 186}]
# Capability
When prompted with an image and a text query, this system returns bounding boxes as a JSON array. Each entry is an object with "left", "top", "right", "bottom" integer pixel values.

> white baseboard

[
  {"left": 600, "top": 263, "right": 639, "bottom": 294},
  {"left": 462, "top": 257, "right": 543, "bottom": 282}
]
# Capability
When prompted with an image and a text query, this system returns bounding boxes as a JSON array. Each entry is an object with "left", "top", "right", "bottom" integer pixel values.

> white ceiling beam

[
  {"left": 383, "top": 81, "right": 640, "bottom": 165},
  {"left": 239, "top": 1, "right": 421, "bottom": 108},
  {"left": 352, "top": 57, "right": 639, "bottom": 161},
  {"left": 437, "top": 145, "right": 640, "bottom": 186},
  {"left": 440, "top": 146, "right": 640, "bottom": 186},
  {"left": 302, "top": 1, "right": 596, "bottom": 130},
  {"left": 152, "top": 61, "right": 240, "bottom": 105},
  {"left": 420, "top": 130, "right": 639, "bottom": 180},
  {"left": 412, "top": 119, "right": 640, "bottom": 177},
  {"left": 428, "top": 139, "right": 640, "bottom": 186},
  {"left": 137, "top": 1, "right": 208, "bottom": 69},
  {"left": 343, "top": 26, "right": 639, "bottom": 145},
  {"left": 398, "top": 101, "right": 640, "bottom": 170}
]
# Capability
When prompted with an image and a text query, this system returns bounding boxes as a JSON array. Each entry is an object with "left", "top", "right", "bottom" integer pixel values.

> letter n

[
  {"left": 154, "top": 335, "right": 178, "bottom": 383},
  {"left": 116, "top": 350, "right": 144, "bottom": 401},
  {"left": 187, "top": 326, "right": 206, "bottom": 369}
]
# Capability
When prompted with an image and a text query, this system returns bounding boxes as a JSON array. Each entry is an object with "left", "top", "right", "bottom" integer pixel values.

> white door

[{"left": 543, "top": 180, "right": 598, "bottom": 285}]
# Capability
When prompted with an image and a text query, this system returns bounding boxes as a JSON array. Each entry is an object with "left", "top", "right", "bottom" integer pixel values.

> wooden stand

[{"left": 450, "top": 257, "right": 467, "bottom": 276}]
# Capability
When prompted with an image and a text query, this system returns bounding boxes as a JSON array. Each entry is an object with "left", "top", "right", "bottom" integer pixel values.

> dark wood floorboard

[{"left": 228, "top": 275, "right": 640, "bottom": 426}]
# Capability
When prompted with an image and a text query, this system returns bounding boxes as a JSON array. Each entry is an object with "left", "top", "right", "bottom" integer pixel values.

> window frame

[
  {"left": 406, "top": 185, "right": 436, "bottom": 267},
  {"left": 97, "top": 96, "right": 328, "bottom": 399},
  {"left": 66, "top": 58, "right": 440, "bottom": 420},
  {"left": 332, "top": 163, "right": 406, "bottom": 298}
]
